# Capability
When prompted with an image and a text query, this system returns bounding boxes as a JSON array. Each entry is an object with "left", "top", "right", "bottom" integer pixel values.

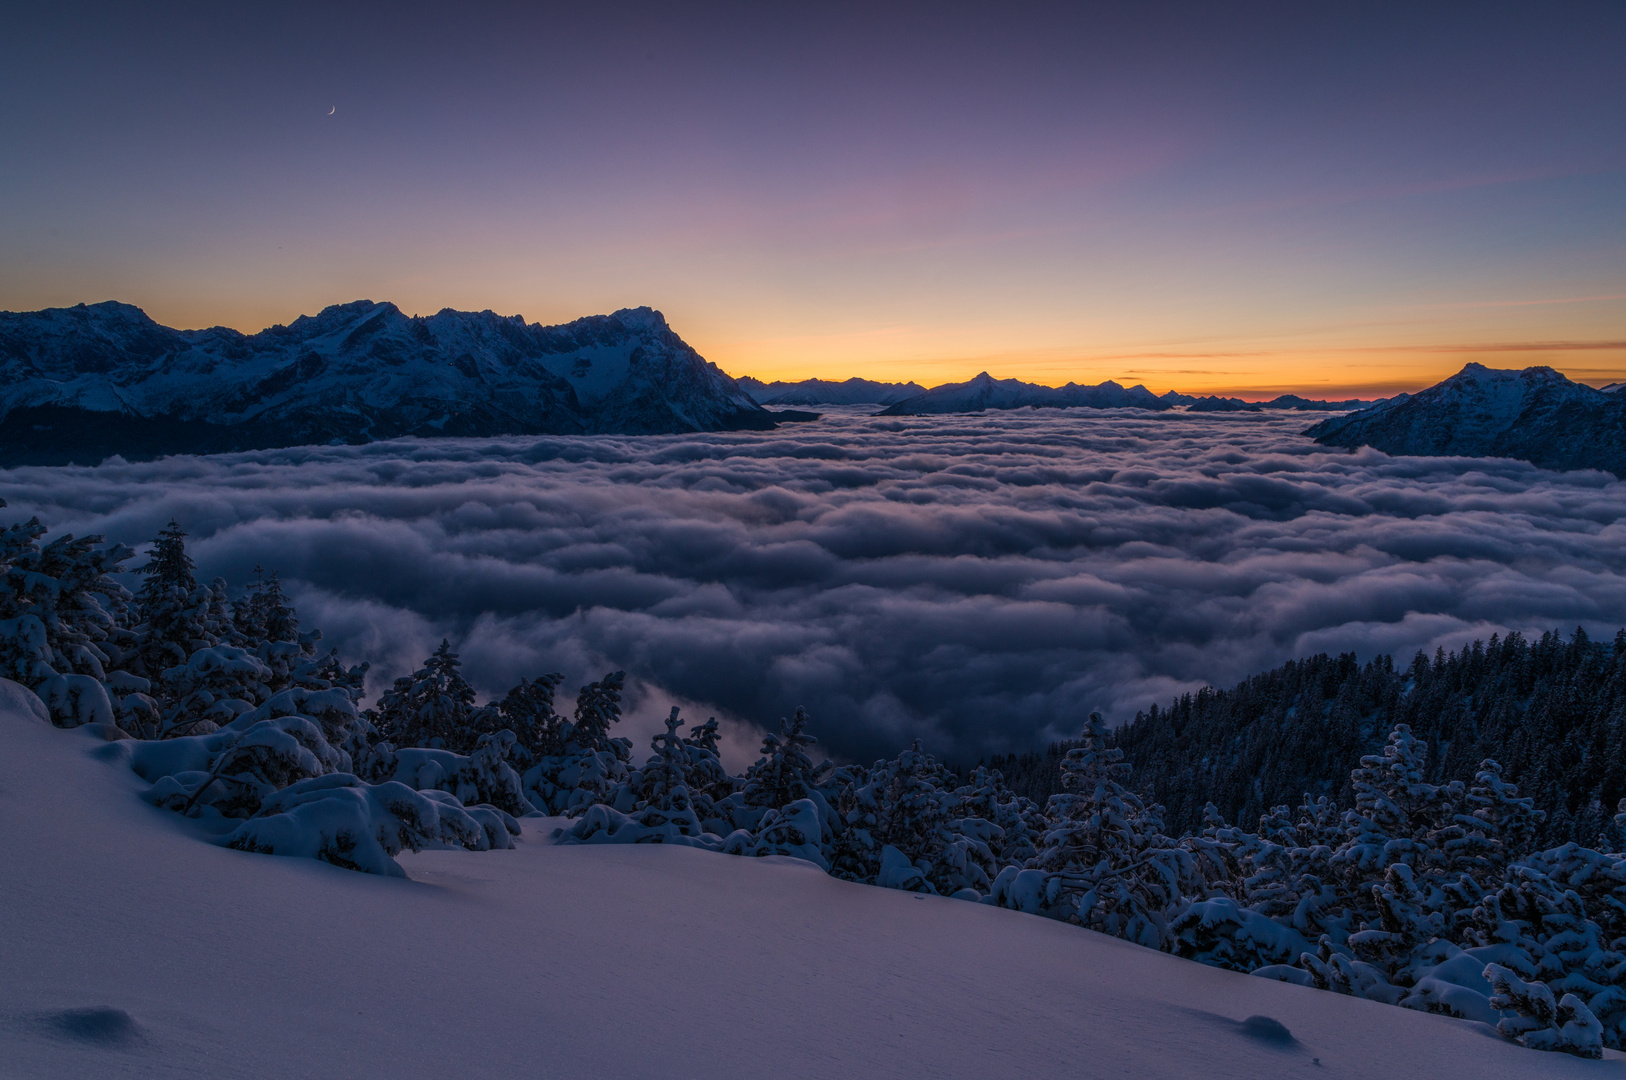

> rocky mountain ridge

[
  {"left": 1307, "top": 363, "right": 1626, "bottom": 475},
  {"left": 0, "top": 300, "right": 774, "bottom": 465}
]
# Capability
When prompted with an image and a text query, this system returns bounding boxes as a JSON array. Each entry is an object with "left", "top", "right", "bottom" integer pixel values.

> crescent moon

[{"left": 328, "top": 106, "right": 336, "bottom": 115}]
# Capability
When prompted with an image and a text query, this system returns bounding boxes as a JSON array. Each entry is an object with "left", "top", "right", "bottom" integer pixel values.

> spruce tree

[
  {"left": 131, "top": 521, "right": 217, "bottom": 681},
  {"left": 372, "top": 640, "right": 477, "bottom": 749},
  {"left": 1028, "top": 713, "right": 1194, "bottom": 947}
]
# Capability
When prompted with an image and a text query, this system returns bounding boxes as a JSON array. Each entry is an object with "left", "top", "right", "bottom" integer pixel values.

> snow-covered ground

[{"left": 0, "top": 692, "right": 1614, "bottom": 1079}]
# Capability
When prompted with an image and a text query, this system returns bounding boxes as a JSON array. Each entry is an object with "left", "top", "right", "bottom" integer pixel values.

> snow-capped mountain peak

[
  {"left": 0, "top": 300, "right": 775, "bottom": 465},
  {"left": 1307, "top": 363, "right": 1626, "bottom": 475}
]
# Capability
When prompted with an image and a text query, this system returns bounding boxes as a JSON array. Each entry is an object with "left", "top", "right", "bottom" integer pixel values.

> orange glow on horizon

[
  {"left": 707, "top": 340, "right": 1626, "bottom": 400},
  {"left": 35, "top": 291, "right": 1626, "bottom": 403}
]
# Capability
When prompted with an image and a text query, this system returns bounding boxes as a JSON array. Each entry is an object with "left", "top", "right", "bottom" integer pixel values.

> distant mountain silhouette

[
  {"left": 736, "top": 376, "right": 926, "bottom": 407},
  {"left": 1159, "top": 391, "right": 1381, "bottom": 412},
  {"left": 877, "top": 372, "right": 1169, "bottom": 414},
  {"left": 871, "top": 374, "right": 1379, "bottom": 416}
]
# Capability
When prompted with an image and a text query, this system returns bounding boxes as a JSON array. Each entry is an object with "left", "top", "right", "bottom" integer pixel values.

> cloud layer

[{"left": 6, "top": 407, "right": 1625, "bottom": 765}]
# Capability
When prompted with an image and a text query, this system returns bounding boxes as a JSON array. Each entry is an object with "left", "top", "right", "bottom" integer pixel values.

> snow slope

[
  {"left": 0, "top": 689, "right": 1611, "bottom": 1079},
  {"left": 0, "top": 301, "right": 772, "bottom": 465}
]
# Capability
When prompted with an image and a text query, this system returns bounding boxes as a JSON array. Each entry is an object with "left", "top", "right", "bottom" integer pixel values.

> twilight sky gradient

[{"left": 4, "top": 2, "right": 1624, "bottom": 395}]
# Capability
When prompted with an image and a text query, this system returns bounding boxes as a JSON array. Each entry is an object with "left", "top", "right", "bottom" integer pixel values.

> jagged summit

[
  {"left": 1307, "top": 362, "right": 1626, "bottom": 475},
  {"left": 0, "top": 300, "right": 773, "bottom": 465}
]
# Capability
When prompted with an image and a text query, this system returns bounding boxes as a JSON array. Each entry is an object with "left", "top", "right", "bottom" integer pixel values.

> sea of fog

[{"left": 7, "top": 406, "right": 1625, "bottom": 765}]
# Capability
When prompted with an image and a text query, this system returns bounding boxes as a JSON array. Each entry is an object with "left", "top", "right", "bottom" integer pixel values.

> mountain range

[
  {"left": 0, "top": 300, "right": 773, "bottom": 465},
  {"left": 878, "top": 372, "right": 1170, "bottom": 414},
  {"left": 1307, "top": 363, "right": 1626, "bottom": 476},
  {"left": 1163, "top": 392, "right": 1382, "bottom": 412},
  {"left": 748, "top": 373, "right": 1380, "bottom": 415},
  {"left": 737, "top": 376, "right": 926, "bottom": 407},
  {"left": 8, "top": 302, "right": 1616, "bottom": 474}
]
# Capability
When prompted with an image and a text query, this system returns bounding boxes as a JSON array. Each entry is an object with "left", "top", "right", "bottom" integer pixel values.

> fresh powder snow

[{"left": 0, "top": 683, "right": 1612, "bottom": 1079}]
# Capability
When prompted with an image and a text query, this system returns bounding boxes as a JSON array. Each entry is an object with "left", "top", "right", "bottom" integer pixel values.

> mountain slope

[
  {"left": 879, "top": 371, "right": 1169, "bottom": 415},
  {"left": 1307, "top": 363, "right": 1626, "bottom": 474},
  {"left": 0, "top": 690, "right": 1601, "bottom": 1078},
  {"left": 0, "top": 301, "right": 773, "bottom": 464}
]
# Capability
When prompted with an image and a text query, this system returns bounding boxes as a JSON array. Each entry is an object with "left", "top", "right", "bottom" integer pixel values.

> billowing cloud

[{"left": 6, "top": 407, "right": 1625, "bottom": 764}]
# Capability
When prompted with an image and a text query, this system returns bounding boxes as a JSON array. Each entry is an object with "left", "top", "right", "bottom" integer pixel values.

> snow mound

[{"left": 41, "top": 1007, "right": 146, "bottom": 1047}]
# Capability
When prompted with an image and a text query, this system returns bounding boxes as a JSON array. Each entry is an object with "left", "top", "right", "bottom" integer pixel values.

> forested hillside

[{"left": 990, "top": 631, "right": 1626, "bottom": 849}]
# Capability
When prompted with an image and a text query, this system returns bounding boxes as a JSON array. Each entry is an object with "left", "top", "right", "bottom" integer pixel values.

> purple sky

[{"left": 3, "top": 2, "right": 1623, "bottom": 394}]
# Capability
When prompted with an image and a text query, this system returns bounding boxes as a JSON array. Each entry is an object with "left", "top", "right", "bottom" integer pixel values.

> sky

[{"left": 3, "top": 1, "right": 1623, "bottom": 396}]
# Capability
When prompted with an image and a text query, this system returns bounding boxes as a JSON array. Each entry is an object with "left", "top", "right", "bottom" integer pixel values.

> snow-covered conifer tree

[
  {"left": 584, "top": 708, "right": 713, "bottom": 839},
  {"left": 1014, "top": 713, "right": 1195, "bottom": 947},
  {"left": 739, "top": 707, "right": 830, "bottom": 815},
  {"left": 489, "top": 672, "right": 566, "bottom": 762},
  {"left": 0, "top": 516, "right": 137, "bottom": 728},
  {"left": 131, "top": 521, "right": 219, "bottom": 681},
  {"left": 569, "top": 670, "right": 625, "bottom": 750},
  {"left": 234, "top": 566, "right": 298, "bottom": 645},
  {"left": 830, "top": 740, "right": 999, "bottom": 895},
  {"left": 953, "top": 765, "right": 1042, "bottom": 869},
  {"left": 680, "top": 716, "right": 738, "bottom": 819},
  {"left": 521, "top": 671, "right": 633, "bottom": 814},
  {"left": 371, "top": 640, "right": 477, "bottom": 750}
]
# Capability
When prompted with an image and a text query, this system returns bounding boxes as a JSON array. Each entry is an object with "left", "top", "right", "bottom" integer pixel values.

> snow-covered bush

[
  {"left": 720, "top": 798, "right": 831, "bottom": 869},
  {"left": 1486, "top": 964, "right": 1604, "bottom": 1058},
  {"left": 1170, "top": 894, "right": 1314, "bottom": 973},
  {"left": 226, "top": 774, "right": 517, "bottom": 877},
  {"left": 140, "top": 711, "right": 348, "bottom": 819},
  {"left": 366, "top": 731, "right": 531, "bottom": 819},
  {"left": 157, "top": 644, "right": 276, "bottom": 737}
]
